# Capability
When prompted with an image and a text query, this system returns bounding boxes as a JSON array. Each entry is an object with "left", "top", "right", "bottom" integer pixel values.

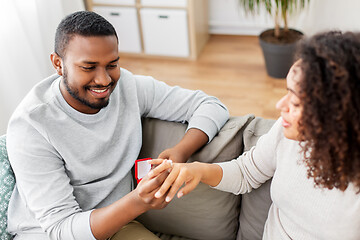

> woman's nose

[{"left": 276, "top": 95, "right": 289, "bottom": 112}]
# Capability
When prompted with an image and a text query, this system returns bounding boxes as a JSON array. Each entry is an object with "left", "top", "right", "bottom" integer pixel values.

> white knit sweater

[
  {"left": 6, "top": 68, "right": 229, "bottom": 240},
  {"left": 215, "top": 118, "right": 360, "bottom": 240}
]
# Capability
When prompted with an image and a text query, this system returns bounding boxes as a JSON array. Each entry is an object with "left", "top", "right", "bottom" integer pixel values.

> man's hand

[
  {"left": 134, "top": 159, "right": 173, "bottom": 211},
  {"left": 90, "top": 159, "right": 173, "bottom": 240},
  {"left": 158, "top": 147, "right": 188, "bottom": 164},
  {"left": 157, "top": 128, "right": 209, "bottom": 164}
]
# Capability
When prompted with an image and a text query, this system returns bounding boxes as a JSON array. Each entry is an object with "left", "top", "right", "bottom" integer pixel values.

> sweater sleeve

[
  {"left": 134, "top": 74, "right": 229, "bottom": 142},
  {"left": 213, "top": 118, "right": 283, "bottom": 194},
  {"left": 6, "top": 115, "right": 96, "bottom": 240}
]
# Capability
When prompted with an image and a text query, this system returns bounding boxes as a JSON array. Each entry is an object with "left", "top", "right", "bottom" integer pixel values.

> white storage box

[
  {"left": 93, "top": 6, "right": 142, "bottom": 53},
  {"left": 140, "top": 8, "right": 189, "bottom": 57},
  {"left": 93, "top": 0, "right": 136, "bottom": 5},
  {"left": 141, "top": 0, "right": 187, "bottom": 8}
]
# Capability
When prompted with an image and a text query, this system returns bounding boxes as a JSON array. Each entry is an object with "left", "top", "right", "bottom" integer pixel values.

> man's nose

[{"left": 94, "top": 68, "right": 112, "bottom": 86}]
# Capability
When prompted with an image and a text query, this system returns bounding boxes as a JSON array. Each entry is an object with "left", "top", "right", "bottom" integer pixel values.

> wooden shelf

[{"left": 84, "top": 0, "right": 209, "bottom": 60}]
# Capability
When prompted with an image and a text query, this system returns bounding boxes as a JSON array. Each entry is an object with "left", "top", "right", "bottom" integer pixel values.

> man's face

[{"left": 55, "top": 35, "right": 120, "bottom": 114}]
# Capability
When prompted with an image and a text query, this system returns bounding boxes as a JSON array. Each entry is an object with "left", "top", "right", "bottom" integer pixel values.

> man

[{"left": 6, "top": 11, "right": 229, "bottom": 240}]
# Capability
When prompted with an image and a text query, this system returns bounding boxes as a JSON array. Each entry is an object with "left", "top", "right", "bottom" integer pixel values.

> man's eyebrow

[
  {"left": 81, "top": 57, "right": 119, "bottom": 65},
  {"left": 82, "top": 60, "right": 97, "bottom": 64},
  {"left": 110, "top": 57, "right": 120, "bottom": 63}
]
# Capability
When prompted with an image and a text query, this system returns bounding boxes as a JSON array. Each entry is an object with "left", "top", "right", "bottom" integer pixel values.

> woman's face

[{"left": 276, "top": 60, "right": 303, "bottom": 140}]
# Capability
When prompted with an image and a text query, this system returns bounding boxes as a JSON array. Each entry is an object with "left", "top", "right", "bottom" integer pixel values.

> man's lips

[{"left": 88, "top": 87, "right": 110, "bottom": 98}]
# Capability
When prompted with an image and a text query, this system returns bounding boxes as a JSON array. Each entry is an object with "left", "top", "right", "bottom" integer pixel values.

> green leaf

[{"left": 238, "top": 0, "right": 310, "bottom": 32}]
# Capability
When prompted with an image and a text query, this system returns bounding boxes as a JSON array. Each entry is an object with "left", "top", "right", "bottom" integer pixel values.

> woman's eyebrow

[{"left": 287, "top": 87, "right": 300, "bottom": 97}]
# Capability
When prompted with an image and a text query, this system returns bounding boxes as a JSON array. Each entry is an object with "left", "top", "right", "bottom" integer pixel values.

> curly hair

[{"left": 295, "top": 31, "right": 360, "bottom": 192}]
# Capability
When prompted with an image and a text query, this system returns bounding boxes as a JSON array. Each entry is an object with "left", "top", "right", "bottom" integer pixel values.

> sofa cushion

[
  {"left": 137, "top": 115, "right": 255, "bottom": 240},
  {"left": 238, "top": 117, "right": 275, "bottom": 240},
  {"left": 0, "top": 135, "right": 15, "bottom": 240}
]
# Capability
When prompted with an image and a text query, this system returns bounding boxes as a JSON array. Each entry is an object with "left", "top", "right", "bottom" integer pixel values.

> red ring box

[{"left": 135, "top": 158, "right": 152, "bottom": 183}]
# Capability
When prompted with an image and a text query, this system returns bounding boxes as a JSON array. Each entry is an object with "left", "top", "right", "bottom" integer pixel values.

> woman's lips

[{"left": 282, "top": 118, "right": 291, "bottom": 128}]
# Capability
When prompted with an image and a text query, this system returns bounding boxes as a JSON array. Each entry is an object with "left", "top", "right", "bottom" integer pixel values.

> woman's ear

[{"left": 50, "top": 52, "right": 63, "bottom": 76}]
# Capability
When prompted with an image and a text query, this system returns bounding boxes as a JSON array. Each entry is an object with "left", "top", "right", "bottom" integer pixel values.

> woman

[{"left": 149, "top": 31, "right": 360, "bottom": 239}]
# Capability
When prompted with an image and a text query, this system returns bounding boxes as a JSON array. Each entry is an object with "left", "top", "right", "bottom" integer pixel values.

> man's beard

[{"left": 63, "top": 67, "right": 111, "bottom": 110}]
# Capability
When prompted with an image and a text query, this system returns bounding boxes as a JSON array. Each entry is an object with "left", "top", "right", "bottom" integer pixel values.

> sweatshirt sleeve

[
  {"left": 213, "top": 118, "right": 283, "bottom": 194},
  {"left": 6, "top": 116, "right": 96, "bottom": 240},
  {"left": 134, "top": 74, "right": 229, "bottom": 142}
]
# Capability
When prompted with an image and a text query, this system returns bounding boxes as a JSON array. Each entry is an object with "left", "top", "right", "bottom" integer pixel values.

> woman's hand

[
  {"left": 148, "top": 159, "right": 223, "bottom": 203},
  {"left": 148, "top": 159, "right": 204, "bottom": 203}
]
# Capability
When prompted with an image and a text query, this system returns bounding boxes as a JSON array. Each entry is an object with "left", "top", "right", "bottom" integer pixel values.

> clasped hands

[
  {"left": 148, "top": 158, "right": 202, "bottom": 203},
  {"left": 134, "top": 148, "right": 204, "bottom": 211}
]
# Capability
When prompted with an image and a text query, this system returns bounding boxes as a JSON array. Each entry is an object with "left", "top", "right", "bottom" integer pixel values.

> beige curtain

[{"left": 0, "top": 0, "right": 85, "bottom": 135}]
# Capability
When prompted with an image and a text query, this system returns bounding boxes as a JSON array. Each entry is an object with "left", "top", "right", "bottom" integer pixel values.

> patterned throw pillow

[{"left": 0, "top": 135, "right": 15, "bottom": 240}]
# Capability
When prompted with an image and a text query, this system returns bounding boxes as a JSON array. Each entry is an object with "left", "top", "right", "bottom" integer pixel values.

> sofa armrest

[{"left": 239, "top": 117, "right": 276, "bottom": 240}]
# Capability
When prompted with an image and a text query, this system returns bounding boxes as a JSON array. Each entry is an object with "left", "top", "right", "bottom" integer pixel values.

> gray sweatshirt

[
  {"left": 215, "top": 118, "right": 360, "bottom": 240},
  {"left": 6, "top": 68, "right": 229, "bottom": 240}
]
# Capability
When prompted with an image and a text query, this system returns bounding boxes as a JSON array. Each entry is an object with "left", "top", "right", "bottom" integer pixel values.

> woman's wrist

[{"left": 194, "top": 162, "right": 222, "bottom": 187}]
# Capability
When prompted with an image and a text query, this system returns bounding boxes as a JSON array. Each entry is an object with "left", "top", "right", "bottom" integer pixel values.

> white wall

[
  {"left": 209, "top": 0, "right": 360, "bottom": 36},
  {"left": 209, "top": 0, "right": 272, "bottom": 35},
  {"left": 0, "top": 0, "right": 85, "bottom": 135},
  {"left": 295, "top": 0, "right": 360, "bottom": 35}
]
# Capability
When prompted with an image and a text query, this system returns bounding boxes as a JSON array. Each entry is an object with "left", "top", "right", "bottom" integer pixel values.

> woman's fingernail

[
  {"left": 178, "top": 192, "right": 183, "bottom": 198},
  {"left": 155, "top": 192, "right": 161, "bottom": 198},
  {"left": 166, "top": 196, "right": 171, "bottom": 202}
]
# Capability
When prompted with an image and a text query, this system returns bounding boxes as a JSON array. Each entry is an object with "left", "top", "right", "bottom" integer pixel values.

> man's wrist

[
  {"left": 173, "top": 144, "right": 192, "bottom": 162},
  {"left": 128, "top": 190, "right": 149, "bottom": 214}
]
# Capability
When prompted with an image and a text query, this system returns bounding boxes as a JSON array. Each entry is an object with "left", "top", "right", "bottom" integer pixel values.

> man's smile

[{"left": 88, "top": 87, "right": 111, "bottom": 98}]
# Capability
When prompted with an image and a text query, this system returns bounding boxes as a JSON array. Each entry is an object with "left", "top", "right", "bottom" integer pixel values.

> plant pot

[{"left": 259, "top": 29, "right": 303, "bottom": 79}]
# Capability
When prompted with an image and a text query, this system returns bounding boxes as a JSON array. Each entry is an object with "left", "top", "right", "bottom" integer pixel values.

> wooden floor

[{"left": 118, "top": 35, "right": 287, "bottom": 120}]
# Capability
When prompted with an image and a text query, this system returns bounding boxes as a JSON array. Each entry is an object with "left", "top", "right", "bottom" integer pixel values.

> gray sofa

[
  {"left": 0, "top": 115, "right": 275, "bottom": 240},
  {"left": 137, "top": 115, "right": 275, "bottom": 240}
]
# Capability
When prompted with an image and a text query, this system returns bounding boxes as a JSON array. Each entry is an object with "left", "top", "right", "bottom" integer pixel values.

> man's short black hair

[{"left": 54, "top": 11, "right": 118, "bottom": 57}]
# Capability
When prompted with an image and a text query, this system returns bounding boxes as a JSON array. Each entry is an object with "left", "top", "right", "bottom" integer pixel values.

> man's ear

[{"left": 50, "top": 52, "right": 63, "bottom": 76}]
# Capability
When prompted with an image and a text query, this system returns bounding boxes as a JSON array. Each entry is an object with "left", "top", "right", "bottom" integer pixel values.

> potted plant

[{"left": 239, "top": 0, "right": 309, "bottom": 78}]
